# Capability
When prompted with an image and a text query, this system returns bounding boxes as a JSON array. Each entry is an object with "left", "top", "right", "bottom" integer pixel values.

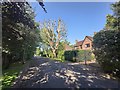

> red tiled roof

[
  {"left": 86, "top": 36, "right": 93, "bottom": 41},
  {"left": 74, "top": 36, "right": 93, "bottom": 47},
  {"left": 74, "top": 40, "right": 83, "bottom": 47},
  {"left": 64, "top": 44, "right": 72, "bottom": 50}
]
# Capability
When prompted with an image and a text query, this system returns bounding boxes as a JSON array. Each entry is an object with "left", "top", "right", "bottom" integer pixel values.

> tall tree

[
  {"left": 40, "top": 19, "right": 67, "bottom": 58},
  {"left": 111, "top": 1, "right": 120, "bottom": 30},
  {"left": 111, "top": 1, "right": 120, "bottom": 18},
  {"left": 104, "top": 1, "right": 120, "bottom": 31},
  {"left": 104, "top": 14, "right": 117, "bottom": 30},
  {"left": 2, "top": 1, "right": 42, "bottom": 68}
]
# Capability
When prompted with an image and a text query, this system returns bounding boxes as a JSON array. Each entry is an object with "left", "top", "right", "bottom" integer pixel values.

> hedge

[
  {"left": 64, "top": 50, "right": 94, "bottom": 62},
  {"left": 57, "top": 50, "right": 64, "bottom": 60},
  {"left": 93, "top": 30, "right": 120, "bottom": 77}
]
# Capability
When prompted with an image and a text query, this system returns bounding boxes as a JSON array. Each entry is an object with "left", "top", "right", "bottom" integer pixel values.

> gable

[
  {"left": 83, "top": 37, "right": 92, "bottom": 43},
  {"left": 81, "top": 36, "right": 93, "bottom": 49},
  {"left": 87, "top": 36, "right": 93, "bottom": 41},
  {"left": 74, "top": 36, "right": 93, "bottom": 48},
  {"left": 82, "top": 36, "right": 93, "bottom": 45}
]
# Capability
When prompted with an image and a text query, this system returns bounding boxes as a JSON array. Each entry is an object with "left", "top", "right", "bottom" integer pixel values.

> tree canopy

[
  {"left": 39, "top": 19, "right": 67, "bottom": 58},
  {"left": 104, "top": 1, "right": 120, "bottom": 31},
  {"left": 93, "top": 1, "right": 120, "bottom": 78},
  {"left": 2, "top": 1, "right": 45, "bottom": 68}
]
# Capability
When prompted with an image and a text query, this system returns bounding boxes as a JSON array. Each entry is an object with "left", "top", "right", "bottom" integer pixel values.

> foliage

[
  {"left": 37, "top": 40, "right": 70, "bottom": 62},
  {"left": 2, "top": 61, "right": 26, "bottom": 88},
  {"left": 35, "top": 47, "right": 41, "bottom": 56},
  {"left": 56, "top": 41, "right": 65, "bottom": 60},
  {"left": 93, "top": 30, "right": 120, "bottom": 77},
  {"left": 64, "top": 50, "right": 93, "bottom": 62},
  {"left": 111, "top": 1, "right": 120, "bottom": 18},
  {"left": 39, "top": 19, "right": 67, "bottom": 58},
  {"left": 38, "top": 37, "right": 51, "bottom": 58},
  {"left": 2, "top": 2, "right": 40, "bottom": 68},
  {"left": 104, "top": 14, "right": 117, "bottom": 30},
  {"left": 93, "top": 1, "right": 120, "bottom": 78},
  {"left": 57, "top": 50, "right": 64, "bottom": 60},
  {"left": 37, "top": 39, "right": 70, "bottom": 61},
  {"left": 104, "top": 1, "right": 120, "bottom": 31}
]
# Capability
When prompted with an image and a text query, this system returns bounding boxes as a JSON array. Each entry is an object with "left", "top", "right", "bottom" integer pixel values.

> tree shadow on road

[{"left": 12, "top": 57, "right": 120, "bottom": 88}]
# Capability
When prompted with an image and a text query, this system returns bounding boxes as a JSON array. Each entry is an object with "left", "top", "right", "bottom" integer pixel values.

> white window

[{"left": 85, "top": 44, "right": 90, "bottom": 48}]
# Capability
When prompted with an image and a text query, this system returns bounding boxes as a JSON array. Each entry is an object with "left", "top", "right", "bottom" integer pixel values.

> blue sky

[{"left": 30, "top": 2, "right": 113, "bottom": 44}]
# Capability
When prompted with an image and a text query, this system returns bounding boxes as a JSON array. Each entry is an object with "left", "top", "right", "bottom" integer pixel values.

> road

[{"left": 12, "top": 57, "right": 120, "bottom": 88}]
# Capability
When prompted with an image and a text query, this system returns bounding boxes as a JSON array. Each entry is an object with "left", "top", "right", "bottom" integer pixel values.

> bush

[
  {"left": 93, "top": 30, "right": 120, "bottom": 77},
  {"left": 35, "top": 48, "right": 41, "bottom": 56},
  {"left": 57, "top": 50, "right": 64, "bottom": 60},
  {"left": 64, "top": 50, "right": 93, "bottom": 62},
  {"left": 2, "top": 61, "right": 25, "bottom": 88}
]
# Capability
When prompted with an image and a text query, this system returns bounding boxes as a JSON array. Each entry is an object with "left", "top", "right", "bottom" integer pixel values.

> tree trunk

[
  {"left": 45, "top": 50, "right": 49, "bottom": 57},
  {"left": 84, "top": 51, "right": 87, "bottom": 65},
  {"left": 85, "top": 57, "right": 87, "bottom": 65},
  {"left": 52, "top": 49, "right": 56, "bottom": 58}
]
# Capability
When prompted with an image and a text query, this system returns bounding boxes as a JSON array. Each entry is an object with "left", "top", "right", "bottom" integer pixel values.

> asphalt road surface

[{"left": 12, "top": 57, "right": 120, "bottom": 88}]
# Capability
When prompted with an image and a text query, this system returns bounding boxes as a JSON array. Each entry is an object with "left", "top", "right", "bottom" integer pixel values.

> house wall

[
  {"left": 75, "top": 46, "right": 79, "bottom": 50},
  {"left": 74, "top": 45, "right": 82, "bottom": 50},
  {"left": 79, "top": 45, "right": 82, "bottom": 49},
  {"left": 82, "top": 37, "right": 92, "bottom": 50}
]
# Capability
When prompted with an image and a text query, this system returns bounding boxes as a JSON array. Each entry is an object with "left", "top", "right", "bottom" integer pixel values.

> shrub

[
  {"left": 93, "top": 30, "right": 120, "bottom": 77},
  {"left": 2, "top": 61, "right": 25, "bottom": 88},
  {"left": 64, "top": 50, "right": 77, "bottom": 62},
  {"left": 64, "top": 50, "right": 93, "bottom": 62},
  {"left": 35, "top": 48, "right": 41, "bottom": 56},
  {"left": 57, "top": 50, "right": 64, "bottom": 60}
]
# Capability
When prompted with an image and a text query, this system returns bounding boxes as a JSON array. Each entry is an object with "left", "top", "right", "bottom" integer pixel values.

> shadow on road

[{"left": 12, "top": 57, "right": 120, "bottom": 88}]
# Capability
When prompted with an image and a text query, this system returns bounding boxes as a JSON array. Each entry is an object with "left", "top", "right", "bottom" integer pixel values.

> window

[{"left": 85, "top": 43, "right": 90, "bottom": 48}]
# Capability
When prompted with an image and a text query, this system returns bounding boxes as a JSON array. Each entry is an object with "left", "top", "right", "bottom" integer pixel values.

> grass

[
  {"left": 1, "top": 60, "right": 31, "bottom": 89},
  {"left": 51, "top": 58, "right": 65, "bottom": 62},
  {"left": 39, "top": 56, "right": 65, "bottom": 62}
]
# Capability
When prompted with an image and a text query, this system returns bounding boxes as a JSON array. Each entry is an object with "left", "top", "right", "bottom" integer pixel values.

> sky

[{"left": 30, "top": 2, "right": 114, "bottom": 45}]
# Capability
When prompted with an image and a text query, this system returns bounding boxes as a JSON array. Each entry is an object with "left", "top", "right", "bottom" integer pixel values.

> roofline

[
  {"left": 86, "top": 36, "right": 93, "bottom": 41},
  {"left": 74, "top": 36, "right": 93, "bottom": 47},
  {"left": 74, "top": 40, "right": 83, "bottom": 47},
  {"left": 81, "top": 36, "right": 93, "bottom": 46}
]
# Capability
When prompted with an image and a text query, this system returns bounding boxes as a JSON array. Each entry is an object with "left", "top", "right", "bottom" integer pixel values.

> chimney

[
  {"left": 94, "top": 32, "right": 97, "bottom": 36},
  {"left": 75, "top": 40, "right": 78, "bottom": 44},
  {"left": 76, "top": 40, "right": 78, "bottom": 42}
]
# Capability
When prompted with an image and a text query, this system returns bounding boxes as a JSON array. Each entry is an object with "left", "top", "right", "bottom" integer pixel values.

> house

[
  {"left": 64, "top": 44, "right": 73, "bottom": 51},
  {"left": 74, "top": 36, "right": 93, "bottom": 50}
]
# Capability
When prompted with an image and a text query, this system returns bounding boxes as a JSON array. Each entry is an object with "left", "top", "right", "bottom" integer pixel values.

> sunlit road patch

[{"left": 12, "top": 57, "right": 120, "bottom": 88}]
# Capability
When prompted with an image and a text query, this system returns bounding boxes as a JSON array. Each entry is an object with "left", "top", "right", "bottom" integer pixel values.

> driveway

[{"left": 12, "top": 57, "right": 120, "bottom": 88}]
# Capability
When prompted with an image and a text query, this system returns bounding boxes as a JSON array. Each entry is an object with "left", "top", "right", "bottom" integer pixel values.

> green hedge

[
  {"left": 57, "top": 50, "right": 64, "bottom": 60},
  {"left": 93, "top": 30, "right": 120, "bottom": 77},
  {"left": 64, "top": 50, "right": 93, "bottom": 62}
]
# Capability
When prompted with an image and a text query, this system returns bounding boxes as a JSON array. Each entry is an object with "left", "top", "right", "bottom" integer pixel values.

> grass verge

[
  {"left": 51, "top": 58, "right": 65, "bottom": 62},
  {"left": 1, "top": 60, "right": 31, "bottom": 89}
]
